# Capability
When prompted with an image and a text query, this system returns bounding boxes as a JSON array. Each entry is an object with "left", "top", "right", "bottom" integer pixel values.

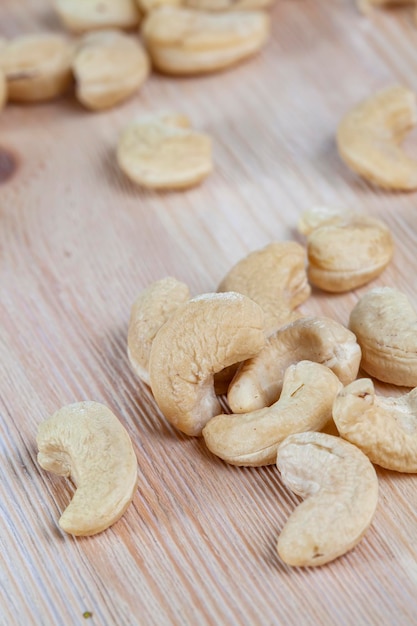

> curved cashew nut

[
  {"left": 333, "top": 378, "right": 417, "bottom": 472},
  {"left": 73, "top": 30, "right": 150, "bottom": 111},
  {"left": 337, "top": 86, "right": 417, "bottom": 190},
  {"left": 149, "top": 292, "right": 265, "bottom": 436},
  {"left": 228, "top": 316, "right": 360, "bottom": 413},
  {"left": 142, "top": 7, "right": 270, "bottom": 76},
  {"left": 349, "top": 287, "right": 417, "bottom": 387},
  {"left": 0, "top": 34, "right": 73, "bottom": 103},
  {"left": 53, "top": 0, "right": 141, "bottom": 33},
  {"left": 218, "top": 242, "right": 310, "bottom": 335},
  {"left": 297, "top": 207, "right": 394, "bottom": 293},
  {"left": 37, "top": 402, "right": 138, "bottom": 536},
  {"left": 128, "top": 277, "right": 190, "bottom": 386},
  {"left": 276, "top": 432, "right": 378, "bottom": 567},
  {"left": 202, "top": 360, "right": 341, "bottom": 466}
]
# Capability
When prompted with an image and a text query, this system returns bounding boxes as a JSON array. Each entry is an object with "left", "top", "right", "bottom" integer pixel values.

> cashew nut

[
  {"left": 0, "top": 70, "right": 6, "bottom": 112},
  {"left": 203, "top": 360, "right": 341, "bottom": 466},
  {"left": 149, "top": 292, "right": 265, "bottom": 436},
  {"left": 333, "top": 378, "right": 417, "bottom": 472},
  {"left": 218, "top": 242, "right": 310, "bottom": 335},
  {"left": 185, "top": 0, "right": 276, "bottom": 10},
  {"left": 37, "top": 402, "right": 138, "bottom": 536},
  {"left": 137, "top": 0, "right": 182, "bottom": 11},
  {"left": 0, "top": 34, "right": 73, "bottom": 103},
  {"left": 297, "top": 206, "right": 394, "bottom": 293},
  {"left": 228, "top": 316, "right": 360, "bottom": 413},
  {"left": 337, "top": 86, "right": 417, "bottom": 190},
  {"left": 276, "top": 432, "right": 379, "bottom": 567},
  {"left": 73, "top": 30, "right": 149, "bottom": 110},
  {"left": 128, "top": 277, "right": 190, "bottom": 386},
  {"left": 53, "top": 0, "right": 141, "bottom": 33},
  {"left": 117, "top": 113, "right": 212, "bottom": 190},
  {"left": 142, "top": 7, "right": 270, "bottom": 75},
  {"left": 349, "top": 287, "right": 417, "bottom": 387}
]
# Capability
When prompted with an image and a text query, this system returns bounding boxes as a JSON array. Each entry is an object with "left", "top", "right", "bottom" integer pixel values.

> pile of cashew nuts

[{"left": 34, "top": 58, "right": 417, "bottom": 567}]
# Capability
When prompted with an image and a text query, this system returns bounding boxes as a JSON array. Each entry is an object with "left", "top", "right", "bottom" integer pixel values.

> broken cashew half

[
  {"left": 128, "top": 277, "right": 190, "bottom": 386},
  {"left": 203, "top": 360, "right": 341, "bottom": 466},
  {"left": 218, "top": 242, "right": 310, "bottom": 335},
  {"left": 228, "top": 316, "right": 360, "bottom": 413},
  {"left": 276, "top": 432, "right": 378, "bottom": 567},
  {"left": 333, "top": 378, "right": 417, "bottom": 472},
  {"left": 298, "top": 206, "right": 394, "bottom": 293},
  {"left": 149, "top": 292, "right": 265, "bottom": 436},
  {"left": 349, "top": 287, "right": 417, "bottom": 387},
  {"left": 37, "top": 402, "right": 138, "bottom": 536},
  {"left": 337, "top": 86, "right": 417, "bottom": 190}
]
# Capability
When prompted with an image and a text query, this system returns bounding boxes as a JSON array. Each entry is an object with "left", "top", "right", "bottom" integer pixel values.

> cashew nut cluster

[
  {"left": 149, "top": 292, "right": 266, "bottom": 436},
  {"left": 349, "top": 287, "right": 417, "bottom": 387},
  {"left": 276, "top": 432, "right": 379, "bottom": 567},
  {"left": 227, "top": 316, "right": 361, "bottom": 413},
  {"left": 217, "top": 242, "right": 311, "bottom": 335},
  {"left": 333, "top": 379, "right": 417, "bottom": 472},
  {"left": 117, "top": 113, "right": 213, "bottom": 190},
  {"left": 73, "top": 31, "right": 150, "bottom": 110},
  {"left": 142, "top": 7, "right": 270, "bottom": 75},
  {"left": 128, "top": 277, "right": 190, "bottom": 386},
  {"left": 53, "top": 0, "right": 141, "bottom": 33},
  {"left": 297, "top": 207, "right": 394, "bottom": 293},
  {"left": 0, "top": 34, "right": 73, "bottom": 103},
  {"left": 37, "top": 402, "right": 138, "bottom": 536},
  {"left": 203, "top": 360, "right": 341, "bottom": 466},
  {"left": 337, "top": 86, "right": 417, "bottom": 190}
]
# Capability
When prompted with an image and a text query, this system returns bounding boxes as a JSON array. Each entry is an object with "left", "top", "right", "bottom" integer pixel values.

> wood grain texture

[{"left": 2, "top": 0, "right": 417, "bottom": 624}]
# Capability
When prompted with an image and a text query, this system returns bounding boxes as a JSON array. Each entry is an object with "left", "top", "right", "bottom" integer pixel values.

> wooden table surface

[{"left": 2, "top": 1, "right": 417, "bottom": 624}]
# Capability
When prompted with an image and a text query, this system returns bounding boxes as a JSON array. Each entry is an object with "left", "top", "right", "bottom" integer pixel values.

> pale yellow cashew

[
  {"left": 349, "top": 287, "right": 417, "bottom": 387},
  {"left": 276, "top": 432, "right": 378, "bottom": 567},
  {"left": 337, "top": 86, "right": 417, "bottom": 190},
  {"left": 128, "top": 277, "right": 190, "bottom": 386},
  {"left": 149, "top": 292, "right": 265, "bottom": 436},
  {"left": 297, "top": 207, "right": 394, "bottom": 293},
  {"left": 228, "top": 316, "right": 360, "bottom": 413},
  {"left": 73, "top": 30, "right": 149, "bottom": 110},
  {"left": 185, "top": 0, "right": 276, "bottom": 10},
  {"left": 203, "top": 361, "right": 342, "bottom": 466},
  {"left": 117, "top": 113, "right": 213, "bottom": 190},
  {"left": 0, "top": 34, "right": 73, "bottom": 103},
  {"left": 142, "top": 7, "right": 270, "bottom": 75},
  {"left": 37, "top": 402, "right": 138, "bottom": 536},
  {"left": 218, "top": 242, "right": 310, "bottom": 336},
  {"left": 333, "top": 378, "right": 417, "bottom": 472},
  {"left": 53, "top": 0, "right": 141, "bottom": 32}
]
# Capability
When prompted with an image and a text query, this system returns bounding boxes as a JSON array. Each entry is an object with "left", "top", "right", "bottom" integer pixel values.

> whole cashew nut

[
  {"left": 337, "top": 86, "right": 417, "bottom": 190},
  {"left": 349, "top": 287, "right": 417, "bottom": 387},
  {"left": 217, "top": 242, "right": 310, "bottom": 335},
  {"left": 149, "top": 292, "right": 266, "bottom": 436},
  {"left": 228, "top": 316, "right": 360, "bottom": 413},
  {"left": 128, "top": 277, "right": 190, "bottom": 386},
  {"left": 202, "top": 360, "right": 342, "bottom": 466},
  {"left": 37, "top": 402, "right": 138, "bottom": 536},
  {"left": 297, "top": 207, "right": 394, "bottom": 293},
  {"left": 333, "top": 378, "right": 417, "bottom": 472},
  {"left": 276, "top": 432, "right": 379, "bottom": 567}
]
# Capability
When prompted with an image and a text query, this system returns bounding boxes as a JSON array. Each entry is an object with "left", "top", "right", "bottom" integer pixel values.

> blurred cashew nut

[
  {"left": 37, "top": 402, "right": 138, "bottom": 536},
  {"left": 276, "top": 432, "right": 379, "bottom": 567},
  {"left": 337, "top": 86, "right": 417, "bottom": 190}
]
